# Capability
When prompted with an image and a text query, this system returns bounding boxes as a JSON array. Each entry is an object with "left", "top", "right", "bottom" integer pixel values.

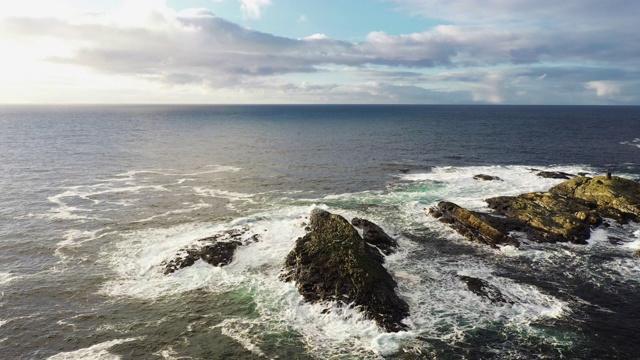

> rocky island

[{"left": 280, "top": 209, "right": 410, "bottom": 332}]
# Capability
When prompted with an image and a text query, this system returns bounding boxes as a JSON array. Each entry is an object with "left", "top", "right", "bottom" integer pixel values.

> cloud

[
  {"left": 1, "top": 1, "right": 639, "bottom": 104},
  {"left": 390, "top": 0, "right": 640, "bottom": 28},
  {"left": 584, "top": 81, "right": 621, "bottom": 98},
  {"left": 239, "top": 0, "right": 272, "bottom": 19}
]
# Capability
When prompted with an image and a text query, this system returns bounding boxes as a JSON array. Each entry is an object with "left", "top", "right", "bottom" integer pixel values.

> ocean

[{"left": 1, "top": 105, "right": 639, "bottom": 359}]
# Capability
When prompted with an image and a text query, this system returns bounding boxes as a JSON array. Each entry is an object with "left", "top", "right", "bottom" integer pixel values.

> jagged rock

[
  {"left": 550, "top": 176, "right": 640, "bottom": 223},
  {"left": 536, "top": 171, "right": 575, "bottom": 179},
  {"left": 473, "top": 174, "right": 502, "bottom": 181},
  {"left": 281, "top": 209, "right": 409, "bottom": 332},
  {"left": 431, "top": 201, "right": 520, "bottom": 248},
  {"left": 351, "top": 217, "right": 398, "bottom": 255},
  {"left": 457, "top": 275, "right": 513, "bottom": 305},
  {"left": 162, "top": 227, "right": 259, "bottom": 275}
]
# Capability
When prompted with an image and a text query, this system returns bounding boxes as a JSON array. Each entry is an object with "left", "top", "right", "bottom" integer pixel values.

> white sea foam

[
  {"left": 47, "top": 338, "right": 140, "bottom": 360},
  {"left": 0, "top": 272, "right": 15, "bottom": 286},
  {"left": 392, "top": 242, "right": 567, "bottom": 340},
  {"left": 398, "top": 165, "right": 596, "bottom": 211},
  {"left": 624, "top": 225, "right": 640, "bottom": 251},
  {"left": 130, "top": 203, "right": 214, "bottom": 223},
  {"left": 620, "top": 138, "right": 640, "bottom": 149},
  {"left": 114, "top": 165, "right": 241, "bottom": 179},
  {"left": 192, "top": 187, "right": 257, "bottom": 210}
]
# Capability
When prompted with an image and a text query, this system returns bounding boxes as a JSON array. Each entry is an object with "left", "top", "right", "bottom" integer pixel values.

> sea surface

[{"left": 1, "top": 105, "right": 639, "bottom": 359}]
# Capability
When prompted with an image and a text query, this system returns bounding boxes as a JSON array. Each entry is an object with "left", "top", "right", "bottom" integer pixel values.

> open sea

[{"left": 1, "top": 104, "right": 640, "bottom": 359}]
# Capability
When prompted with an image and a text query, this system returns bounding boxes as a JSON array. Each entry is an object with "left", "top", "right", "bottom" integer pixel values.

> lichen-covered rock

[
  {"left": 431, "top": 201, "right": 520, "bottom": 248},
  {"left": 486, "top": 192, "right": 597, "bottom": 244},
  {"left": 281, "top": 209, "right": 409, "bottom": 332},
  {"left": 351, "top": 217, "right": 398, "bottom": 255},
  {"left": 550, "top": 176, "right": 640, "bottom": 223},
  {"left": 431, "top": 174, "right": 640, "bottom": 247}
]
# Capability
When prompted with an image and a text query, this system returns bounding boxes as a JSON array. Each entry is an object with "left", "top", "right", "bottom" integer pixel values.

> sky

[{"left": 0, "top": 0, "right": 639, "bottom": 104}]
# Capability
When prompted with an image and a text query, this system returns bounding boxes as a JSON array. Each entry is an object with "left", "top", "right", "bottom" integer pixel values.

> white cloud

[
  {"left": 239, "top": 0, "right": 272, "bottom": 19},
  {"left": 0, "top": 1, "right": 639, "bottom": 104},
  {"left": 303, "top": 33, "right": 328, "bottom": 41},
  {"left": 584, "top": 81, "right": 621, "bottom": 98},
  {"left": 472, "top": 72, "right": 504, "bottom": 104}
]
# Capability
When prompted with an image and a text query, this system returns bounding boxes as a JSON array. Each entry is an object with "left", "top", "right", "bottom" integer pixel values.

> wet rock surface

[
  {"left": 473, "top": 174, "right": 502, "bottom": 181},
  {"left": 430, "top": 202, "right": 520, "bottom": 248},
  {"left": 536, "top": 171, "right": 576, "bottom": 179},
  {"left": 281, "top": 209, "right": 409, "bottom": 332},
  {"left": 457, "top": 275, "right": 513, "bottom": 305},
  {"left": 351, "top": 217, "right": 398, "bottom": 255},
  {"left": 162, "top": 227, "right": 260, "bottom": 275}
]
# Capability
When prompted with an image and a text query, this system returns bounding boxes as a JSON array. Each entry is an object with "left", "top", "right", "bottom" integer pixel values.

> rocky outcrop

[
  {"left": 281, "top": 209, "right": 409, "bottom": 332},
  {"left": 536, "top": 171, "right": 575, "bottom": 179},
  {"left": 457, "top": 275, "right": 513, "bottom": 305},
  {"left": 351, "top": 217, "right": 398, "bottom": 255},
  {"left": 162, "top": 227, "right": 259, "bottom": 275},
  {"left": 430, "top": 175, "right": 640, "bottom": 247},
  {"left": 473, "top": 174, "right": 502, "bottom": 181},
  {"left": 430, "top": 202, "right": 520, "bottom": 248},
  {"left": 550, "top": 176, "right": 640, "bottom": 223},
  {"left": 486, "top": 192, "right": 598, "bottom": 244}
]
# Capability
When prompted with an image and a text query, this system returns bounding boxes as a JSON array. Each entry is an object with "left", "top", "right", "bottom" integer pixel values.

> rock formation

[
  {"left": 473, "top": 174, "right": 502, "bottom": 181},
  {"left": 457, "top": 275, "right": 513, "bottom": 305},
  {"left": 550, "top": 175, "right": 640, "bottom": 223},
  {"left": 281, "top": 209, "right": 409, "bottom": 332},
  {"left": 162, "top": 227, "right": 259, "bottom": 275},
  {"left": 536, "top": 171, "right": 575, "bottom": 179},
  {"left": 430, "top": 175, "right": 640, "bottom": 247},
  {"left": 430, "top": 202, "right": 520, "bottom": 248},
  {"left": 351, "top": 217, "right": 398, "bottom": 255}
]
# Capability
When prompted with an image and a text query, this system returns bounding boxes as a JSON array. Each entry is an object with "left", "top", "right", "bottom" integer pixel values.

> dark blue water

[{"left": 1, "top": 105, "right": 639, "bottom": 359}]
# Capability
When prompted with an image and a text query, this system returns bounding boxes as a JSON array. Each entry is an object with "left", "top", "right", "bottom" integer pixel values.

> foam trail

[
  {"left": 0, "top": 273, "right": 15, "bottom": 286},
  {"left": 47, "top": 338, "right": 140, "bottom": 360}
]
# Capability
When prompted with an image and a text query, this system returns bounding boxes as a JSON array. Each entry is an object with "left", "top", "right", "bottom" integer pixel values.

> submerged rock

[
  {"left": 457, "top": 275, "right": 513, "bottom": 305},
  {"left": 430, "top": 201, "right": 520, "bottom": 248},
  {"left": 473, "top": 174, "right": 502, "bottom": 181},
  {"left": 281, "top": 209, "right": 409, "bottom": 332},
  {"left": 162, "top": 227, "right": 259, "bottom": 275}
]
